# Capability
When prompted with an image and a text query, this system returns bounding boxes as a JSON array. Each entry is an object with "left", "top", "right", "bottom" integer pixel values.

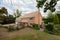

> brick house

[{"left": 16, "top": 11, "right": 42, "bottom": 27}]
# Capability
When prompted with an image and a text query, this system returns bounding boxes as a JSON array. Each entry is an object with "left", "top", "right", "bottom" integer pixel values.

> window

[{"left": 29, "top": 17, "right": 34, "bottom": 20}]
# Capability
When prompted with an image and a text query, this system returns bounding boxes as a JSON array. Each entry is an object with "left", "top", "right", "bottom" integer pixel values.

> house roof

[
  {"left": 16, "top": 11, "right": 42, "bottom": 23},
  {"left": 19, "top": 11, "right": 38, "bottom": 18}
]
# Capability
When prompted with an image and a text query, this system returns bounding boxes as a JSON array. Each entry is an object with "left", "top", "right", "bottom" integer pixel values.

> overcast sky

[{"left": 0, "top": 0, "right": 60, "bottom": 17}]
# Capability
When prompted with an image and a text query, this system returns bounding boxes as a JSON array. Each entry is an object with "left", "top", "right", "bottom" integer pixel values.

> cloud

[
  {"left": 55, "top": 1, "right": 60, "bottom": 11},
  {"left": 3, "top": 0, "right": 11, "bottom": 4},
  {"left": 0, "top": 0, "right": 48, "bottom": 16}
]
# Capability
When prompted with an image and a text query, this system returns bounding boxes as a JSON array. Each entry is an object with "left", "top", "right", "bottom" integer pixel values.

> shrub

[
  {"left": 44, "top": 30, "right": 54, "bottom": 34},
  {"left": 43, "top": 19, "right": 48, "bottom": 24},
  {"left": 53, "top": 24, "right": 60, "bottom": 35},
  {"left": 32, "top": 24, "right": 40, "bottom": 30},
  {"left": 44, "top": 23, "right": 54, "bottom": 34},
  {"left": 16, "top": 26, "right": 20, "bottom": 30},
  {"left": 45, "top": 24, "right": 60, "bottom": 35},
  {"left": 8, "top": 25, "right": 15, "bottom": 32},
  {"left": 45, "top": 23, "right": 54, "bottom": 31},
  {"left": 0, "top": 24, "right": 2, "bottom": 27},
  {"left": 16, "top": 26, "right": 24, "bottom": 30},
  {"left": 54, "top": 24, "right": 60, "bottom": 29}
]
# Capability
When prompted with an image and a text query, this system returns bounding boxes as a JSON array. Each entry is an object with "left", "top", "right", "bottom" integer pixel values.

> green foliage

[
  {"left": 32, "top": 24, "right": 40, "bottom": 30},
  {"left": 45, "top": 30, "right": 54, "bottom": 34},
  {"left": 16, "top": 26, "right": 21, "bottom": 30},
  {"left": 0, "top": 7, "right": 8, "bottom": 24},
  {"left": 45, "top": 23, "right": 54, "bottom": 31},
  {"left": 47, "top": 11, "right": 54, "bottom": 23},
  {"left": 8, "top": 25, "right": 15, "bottom": 32},
  {"left": 53, "top": 14, "right": 59, "bottom": 24},
  {"left": 0, "top": 7, "right": 15, "bottom": 24},
  {"left": 16, "top": 25, "right": 24, "bottom": 30},
  {"left": 36, "top": 0, "right": 59, "bottom": 12},
  {"left": 47, "top": 11, "right": 53, "bottom": 18},
  {"left": 43, "top": 17, "right": 48, "bottom": 24},
  {"left": 44, "top": 0, "right": 58, "bottom": 12},
  {"left": 8, "top": 25, "right": 24, "bottom": 32},
  {"left": 45, "top": 23, "right": 55, "bottom": 34},
  {"left": 44, "top": 12, "right": 59, "bottom": 24},
  {"left": 44, "top": 20, "right": 48, "bottom": 24},
  {"left": 0, "top": 7, "right": 8, "bottom": 15},
  {"left": 43, "top": 11, "right": 54, "bottom": 24},
  {"left": 54, "top": 24, "right": 60, "bottom": 32},
  {"left": 36, "top": 0, "right": 46, "bottom": 8},
  {"left": 52, "top": 24, "right": 60, "bottom": 35},
  {"left": 56, "top": 13, "right": 60, "bottom": 24},
  {"left": 14, "top": 9, "right": 22, "bottom": 18},
  {"left": 0, "top": 24, "right": 2, "bottom": 27},
  {"left": 0, "top": 20, "right": 4, "bottom": 24},
  {"left": 1, "top": 15, "right": 15, "bottom": 24},
  {"left": 45, "top": 24, "right": 60, "bottom": 35}
]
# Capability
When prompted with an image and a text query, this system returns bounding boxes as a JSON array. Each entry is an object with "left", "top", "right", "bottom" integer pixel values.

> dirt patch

[
  {"left": 0, "top": 27, "right": 32, "bottom": 38},
  {"left": 0, "top": 27, "right": 60, "bottom": 40},
  {"left": 0, "top": 28, "right": 8, "bottom": 38}
]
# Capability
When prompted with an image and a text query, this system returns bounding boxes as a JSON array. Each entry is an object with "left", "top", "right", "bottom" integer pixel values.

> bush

[
  {"left": 16, "top": 26, "right": 24, "bottom": 30},
  {"left": 0, "top": 24, "right": 2, "bottom": 27},
  {"left": 54, "top": 24, "right": 60, "bottom": 29},
  {"left": 32, "top": 24, "right": 40, "bottom": 30},
  {"left": 8, "top": 25, "right": 15, "bottom": 32},
  {"left": 44, "top": 30, "right": 54, "bottom": 34},
  {"left": 53, "top": 24, "right": 60, "bottom": 35},
  {"left": 45, "top": 23, "right": 54, "bottom": 34},
  {"left": 45, "top": 23, "right": 54, "bottom": 31},
  {"left": 45, "top": 24, "right": 60, "bottom": 35},
  {"left": 16, "top": 26, "right": 20, "bottom": 30},
  {"left": 16, "top": 26, "right": 19, "bottom": 30}
]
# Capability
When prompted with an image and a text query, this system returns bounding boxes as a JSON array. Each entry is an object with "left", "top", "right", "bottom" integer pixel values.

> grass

[{"left": 0, "top": 27, "right": 60, "bottom": 40}]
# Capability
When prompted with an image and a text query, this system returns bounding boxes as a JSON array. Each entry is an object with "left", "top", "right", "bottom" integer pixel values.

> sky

[{"left": 0, "top": 0, "right": 60, "bottom": 17}]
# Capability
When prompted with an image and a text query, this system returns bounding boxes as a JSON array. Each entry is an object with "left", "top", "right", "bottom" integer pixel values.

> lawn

[{"left": 0, "top": 27, "right": 60, "bottom": 40}]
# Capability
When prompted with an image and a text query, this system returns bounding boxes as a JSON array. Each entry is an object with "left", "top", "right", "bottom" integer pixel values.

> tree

[
  {"left": 0, "top": 7, "right": 15, "bottom": 24},
  {"left": 53, "top": 14, "right": 59, "bottom": 24},
  {"left": 56, "top": 11, "right": 60, "bottom": 24},
  {"left": 3, "top": 15, "right": 15, "bottom": 24},
  {"left": 36, "top": 0, "right": 46, "bottom": 8},
  {"left": 36, "top": 0, "right": 59, "bottom": 27},
  {"left": 46, "top": 11, "right": 54, "bottom": 23},
  {"left": 36, "top": 0, "right": 59, "bottom": 12},
  {"left": 44, "top": 0, "right": 59, "bottom": 12},
  {"left": 14, "top": 9, "right": 22, "bottom": 18},
  {"left": 0, "top": 7, "right": 8, "bottom": 24},
  {"left": 0, "top": 7, "right": 8, "bottom": 15}
]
